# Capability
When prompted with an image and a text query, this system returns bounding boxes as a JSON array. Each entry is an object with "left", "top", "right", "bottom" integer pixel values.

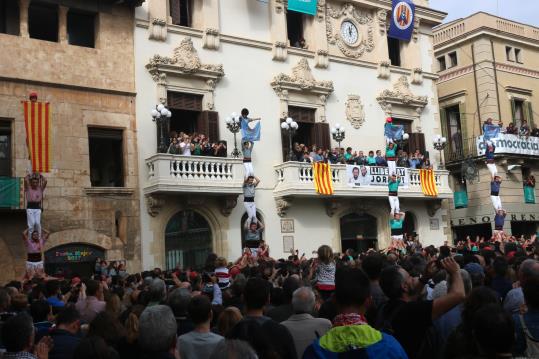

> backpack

[{"left": 519, "top": 314, "right": 539, "bottom": 358}]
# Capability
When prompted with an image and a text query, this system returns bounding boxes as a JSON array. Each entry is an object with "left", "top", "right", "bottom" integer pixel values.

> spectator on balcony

[
  {"left": 397, "top": 151, "right": 409, "bottom": 168},
  {"left": 506, "top": 122, "right": 518, "bottom": 135},
  {"left": 167, "top": 137, "right": 180, "bottom": 154},
  {"left": 388, "top": 174, "right": 401, "bottom": 215},
  {"left": 242, "top": 139, "right": 254, "bottom": 178},
  {"left": 355, "top": 150, "right": 367, "bottom": 166},
  {"left": 531, "top": 125, "right": 539, "bottom": 137},
  {"left": 451, "top": 129, "right": 463, "bottom": 154},
  {"left": 485, "top": 142, "right": 498, "bottom": 179},
  {"left": 386, "top": 142, "right": 398, "bottom": 176},
  {"left": 519, "top": 120, "right": 530, "bottom": 138},
  {"left": 524, "top": 175, "right": 536, "bottom": 188},
  {"left": 408, "top": 152, "right": 421, "bottom": 169},
  {"left": 491, "top": 175, "right": 503, "bottom": 211},
  {"left": 366, "top": 151, "right": 377, "bottom": 166},
  {"left": 421, "top": 158, "right": 433, "bottom": 170},
  {"left": 243, "top": 175, "right": 260, "bottom": 225},
  {"left": 309, "top": 145, "right": 318, "bottom": 160},
  {"left": 23, "top": 228, "right": 49, "bottom": 278},
  {"left": 213, "top": 141, "right": 227, "bottom": 157},
  {"left": 328, "top": 147, "right": 340, "bottom": 164},
  {"left": 344, "top": 147, "right": 354, "bottom": 164},
  {"left": 375, "top": 150, "right": 387, "bottom": 166},
  {"left": 312, "top": 148, "right": 325, "bottom": 163},
  {"left": 24, "top": 173, "right": 47, "bottom": 242}
]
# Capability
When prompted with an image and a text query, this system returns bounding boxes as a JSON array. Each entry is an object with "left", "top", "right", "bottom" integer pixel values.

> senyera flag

[
  {"left": 313, "top": 162, "right": 334, "bottom": 195},
  {"left": 23, "top": 101, "right": 52, "bottom": 173},
  {"left": 419, "top": 169, "right": 438, "bottom": 197},
  {"left": 388, "top": 0, "right": 415, "bottom": 42}
]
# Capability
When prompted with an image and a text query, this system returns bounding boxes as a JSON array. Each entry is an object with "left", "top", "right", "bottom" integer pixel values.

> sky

[{"left": 429, "top": 0, "right": 539, "bottom": 26}]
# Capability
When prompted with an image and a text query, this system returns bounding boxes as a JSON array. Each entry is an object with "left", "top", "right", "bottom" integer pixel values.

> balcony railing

[
  {"left": 444, "top": 136, "right": 479, "bottom": 163},
  {"left": 274, "top": 162, "right": 452, "bottom": 199},
  {"left": 0, "top": 177, "right": 25, "bottom": 209},
  {"left": 144, "top": 154, "right": 244, "bottom": 195}
]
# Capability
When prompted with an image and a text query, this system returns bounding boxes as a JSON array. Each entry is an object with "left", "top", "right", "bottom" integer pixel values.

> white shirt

[{"left": 180, "top": 142, "right": 192, "bottom": 156}]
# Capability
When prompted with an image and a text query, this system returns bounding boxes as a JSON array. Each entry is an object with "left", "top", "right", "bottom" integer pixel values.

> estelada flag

[
  {"left": 419, "top": 169, "right": 438, "bottom": 197},
  {"left": 23, "top": 101, "right": 52, "bottom": 173},
  {"left": 313, "top": 162, "right": 334, "bottom": 195}
]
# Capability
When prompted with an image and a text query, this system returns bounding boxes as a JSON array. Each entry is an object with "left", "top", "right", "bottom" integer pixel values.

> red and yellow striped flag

[
  {"left": 419, "top": 169, "right": 438, "bottom": 196},
  {"left": 23, "top": 101, "right": 52, "bottom": 173},
  {"left": 313, "top": 162, "right": 334, "bottom": 195}
]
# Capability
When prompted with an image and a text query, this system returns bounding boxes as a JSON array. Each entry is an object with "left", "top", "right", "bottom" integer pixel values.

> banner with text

[
  {"left": 346, "top": 165, "right": 409, "bottom": 188},
  {"left": 287, "top": 0, "right": 318, "bottom": 15},
  {"left": 476, "top": 134, "right": 539, "bottom": 156}
]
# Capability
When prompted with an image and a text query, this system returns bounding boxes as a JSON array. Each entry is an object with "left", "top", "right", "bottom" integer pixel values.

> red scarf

[{"left": 332, "top": 313, "right": 368, "bottom": 327}]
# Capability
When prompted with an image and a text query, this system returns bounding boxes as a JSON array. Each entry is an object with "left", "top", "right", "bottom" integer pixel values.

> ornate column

[
  {"left": 202, "top": 0, "right": 220, "bottom": 50},
  {"left": 148, "top": 0, "right": 168, "bottom": 41},
  {"left": 18, "top": 0, "right": 30, "bottom": 38},
  {"left": 270, "top": 0, "right": 288, "bottom": 61},
  {"left": 58, "top": 6, "right": 68, "bottom": 45}
]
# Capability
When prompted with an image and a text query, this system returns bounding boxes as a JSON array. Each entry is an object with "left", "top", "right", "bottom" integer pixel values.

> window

[
  {"left": 282, "top": 106, "right": 330, "bottom": 161},
  {"left": 0, "top": 121, "right": 11, "bottom": 176},
  {"left": 506, "top": 46, "right": 515, "bottom": 62},
  {"left": 88, "top": 128, "right": 124, "bottom": 187},
  {"left": 437, "top": 56, "right": 446, "bottom": 71},
  {"left": 512, "top": 99, "right": 525, "bottom": 128},
  {"left": 448, "top": 51, "right": 458, "bottom": 67},
  {"left": 387, "top": 37, "right": 401, "bottom": 67},
  {"left": 169, "top": 0, "right": 193, "bottom": 27},
  {"left": 515, "top": 48, "right": 522, "bottom": 63},
  {"left": 391, "top": 118, "right": 412, "bottom": 154},
  {"left": 0, "top": 0, "right": 19, "bottom": 35},
  {"left": 28, "top": 2, "right": 58, "bottom": 42},
  {"left": 445, "top": 105, "right": 463, "bottom": 157},
  {"left": 286, "top": 10, "right": 305, "bottom": 48},
  {"left": 67, "top": 10, "right": 96, "bottom": 48}
]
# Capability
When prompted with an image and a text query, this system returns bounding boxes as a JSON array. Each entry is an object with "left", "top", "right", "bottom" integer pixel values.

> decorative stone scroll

[
  {"left": 272, "top": 41, "right": 287, "bottom": 62},
  {"left": 377, "top": 61, "right": 390, "bottom": 79},
  {"left": 149, "top": 18, "right": 167, "bottom": 41},
  {"left": 145, "top": 37, "right": 224, "bottom": 107},
  {"left": 345, "top": 95, "right": 366, "bottom": 129},
  {"left": 202, "top": 28, "right": 220, "bottom": 50},
  {"left": 146, "top": 194, "right": 164, "bottom": 217},
  {"left": 377, "top": 76, "right": 428, "bottom": 115},
  {"left": 271, "top": 58, "right": 334, "bottom": 93},
  {"left": 275, "top": 197, "right": 292, "bottom": 217},
  {"left": 377, "top": 9, "right": 387, "bottom": 35}
]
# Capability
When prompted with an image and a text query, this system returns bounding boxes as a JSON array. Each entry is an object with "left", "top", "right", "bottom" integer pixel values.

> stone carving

[
  {"left": 275, "top": 0, "right": 284, "bottom": 14},
  {"left": 220, "top": 195, "right": 238, "bottom": 217},
  {"left": 203, "top": 27, "right": 220, "bottom": 50},
  {"left": 146, "top": 195, "right": 164, "bottom": 217},
  {"left": 326, "top": 2, "right": 375, "bottom": 58},
  {"left": 146, "top": 37, "right": 225, "bottom": 80},
  {"left": 427, "top": 200, "right": 442, "bottom": 217},
  {"left": 272, "top": 41, "right": 287, "bottom": 61},
  {"left": 271, "top": 58, "right": 334, "bottom": 91},
  {"left": 275, "top": 197, "right": 291, "bottom": 217},
  {"left": 315, "top": 49, "right": 329, "bottom": 69},
  {"left": 377, "top": 76, "right": 428, "bottom": 114},
  {"left": 377, "top": 61, "right": 390, "bottom": 79},
  {"left": 152, "top": 18, "right": 166, "bottom": 26},
  {"left": 413, "top": 17, "right": 420, "bottom": 42},
  {"left": 345, "top": 95, "right": 365, "bottom": 129},
  {"left": 149, "top": 18, "right": 167, "bottom": 41},
  {"left": 316, "top": 0, "right": 326, "bottom": 22},
  {"left": 325, "top": 199, "right": 341, "bottom": 217},
  {"left": 412, "top": 68, "right": 423, "bottom": 85},
  {"left": 377, "top": 9, "right": 387, "bottom": 35}
]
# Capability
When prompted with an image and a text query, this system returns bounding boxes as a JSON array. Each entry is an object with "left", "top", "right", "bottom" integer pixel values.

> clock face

[{"left": 340, "top": 21, "right": 359, "bottom": 46}]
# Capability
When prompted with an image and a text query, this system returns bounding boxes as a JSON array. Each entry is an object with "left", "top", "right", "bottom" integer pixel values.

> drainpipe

[
  {"left": 490, "top": 39, "right": 502, "bottom": 121},
  {"left": 471, "top": 43, "right": 482, "bottom": 134}
]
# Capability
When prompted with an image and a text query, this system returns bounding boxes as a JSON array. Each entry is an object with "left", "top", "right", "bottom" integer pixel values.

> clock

[{"left": 340, "top": 21, "right": 359, "bottom": 46}]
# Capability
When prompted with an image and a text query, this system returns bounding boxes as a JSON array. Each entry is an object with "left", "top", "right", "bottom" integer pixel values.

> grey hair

[
  {"left": 520, "top": 259, "right": 539, "bottom": 280},
  {"left": 138, "top": 305, "right": 177, "bottom": 353},
  {"left": 209, "top": 339, "right": 258, "bottom": 359},
  {"left": 447, "top": 269, "right": 472, "bottom": 296},
  {"left": 149, "top": 278, "right": 166, "bottom": 302},
  {"left": 167, "top": 288, "right": 191, "bottom": 317},
  {"left": 291, "top": 287, "right": 315, "bottom": 314}
]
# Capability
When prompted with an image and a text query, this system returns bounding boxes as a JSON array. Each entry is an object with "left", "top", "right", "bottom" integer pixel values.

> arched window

[
  {"left": 165, "top": 210, "right": 212, "bottom": 270},
  {"left": 340, "top": 213, "right": 378, "bottom": 254},
  {"left": 240, "top": 211, "right": 263, "bottom": 251}
]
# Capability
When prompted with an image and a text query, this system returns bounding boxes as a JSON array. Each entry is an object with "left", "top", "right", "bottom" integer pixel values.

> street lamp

[
  {"left": 395, "top": 133, "right": 410, "bottom": 148},
  {"left": 433, "top": 134, "right": 447, "bottom": 169},
  {"left": 151, "top": 103, "right": 172, "bottom": 153},
  {"left": 225, "top": 112, "right": 241, "bottom": 158},
  {"left": 281, "top": 117, "right": 299, "bottom": 162},
  {"left": 331, "top": 123, "right": 346, "bottom": 150}
]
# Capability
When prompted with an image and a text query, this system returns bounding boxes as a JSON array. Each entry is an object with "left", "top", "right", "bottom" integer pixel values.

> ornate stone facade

[{"left": 345, "top": 95, "right": 366, "bottom": 129}]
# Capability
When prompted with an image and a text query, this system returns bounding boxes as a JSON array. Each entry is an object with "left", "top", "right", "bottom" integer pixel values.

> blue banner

[
  {"left": 241, "top": 120, "right": 261, "bottom": 142},
  {"left": 384, "top": 123, "right": 404, "bottom": 141},
  {"left": 388, "top": 0, "right": 415, "bottom": 42},
  {"left": 482, "top": 124, "right": 501, "bottom": 141},
  {"left": 287, "top": 0, "right": 318, "bottom": 16}
]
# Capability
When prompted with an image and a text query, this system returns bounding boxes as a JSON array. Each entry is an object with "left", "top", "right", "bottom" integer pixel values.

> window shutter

[
  {"left": 510, "top": 98, "right": 517, "bottom": 125},
  {"left": 313, "top": 122, "right": 330, "bottom": 151},
  {"left": 167, "top": 92, "right": 203, "bottom": 111},
  {"left": 525, "top": 101, "right": 534, "bottom": 127},
  {"left": 197, "top": 111, "right": 219, "bottom": 142},
  {"left": 409, "top": 133, "right": 426, "bottom": 156},
  {"left": 459, "top": 102, "right": 468, "bottom": 156},
  {"left": 169, "top": 0, "right": 181, "bottom": 25},
  {"left": 288, "top": 106, "right": 315, "bottom": 123}
]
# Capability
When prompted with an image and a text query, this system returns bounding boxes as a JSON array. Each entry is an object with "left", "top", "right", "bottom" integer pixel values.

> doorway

[
  {"left": 451, "top": 223, "right": 492, "bottom": 244},
  {"left": 403, "top": 211, "right": 416, "bottom": 238},
  {"left": 45, "top": 243, "right": 105, "bottom": 278},
  {"left": 340, "top": 213, "right": 378, "bottom": 254},
  {"left": 165, "top": 210, "right": 212, "bottom": 270},
  {"left": 511, "top": 221, "right": 538, "bottom": 238}
]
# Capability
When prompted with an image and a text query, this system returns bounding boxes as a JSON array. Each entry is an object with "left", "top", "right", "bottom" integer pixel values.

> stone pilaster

[
  {"left": 19, "top": 0, "right": 29, "bottom": 38},
  {"left": 58, "top": 6, "right": 69, "bottom": 45}
]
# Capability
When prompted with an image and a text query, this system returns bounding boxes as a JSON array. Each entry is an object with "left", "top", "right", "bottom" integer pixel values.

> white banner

[
  {"left": 477, "top": 134, "right": 539, "bottom": 156},
  {"left": 346, "top": 165, "right": 409, "bottom": 188}
]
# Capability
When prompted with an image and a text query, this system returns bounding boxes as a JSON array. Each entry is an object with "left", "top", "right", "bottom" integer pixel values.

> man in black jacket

[{"left": 49, "top": 307, "right": 81, "bottom": 359}]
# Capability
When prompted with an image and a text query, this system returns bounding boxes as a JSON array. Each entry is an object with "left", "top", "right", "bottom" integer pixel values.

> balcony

[
  {"left": 144, "top": 154, "right": 244, "bottom": 196},
  {"left": 0, "top": 177, "right": 25, "bottom": 209},
  {"left": 273, "top": 162, "right": 452, "bottom": 199}
]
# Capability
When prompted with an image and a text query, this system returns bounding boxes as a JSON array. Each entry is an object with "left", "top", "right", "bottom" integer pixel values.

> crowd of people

[
  {"left": 167, "top": 132, "right": 227, "bottom": 157},
  {"left": 2, "top": 231, "right": 539, "bottom": 359},
  {"left": 495, "top": 119, "right": 539, "bottom": 138}
]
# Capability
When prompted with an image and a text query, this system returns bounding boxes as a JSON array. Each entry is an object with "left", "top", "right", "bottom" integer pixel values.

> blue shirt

[
  {"left": 491, "top": 181, "right": 501, "bottom": 194},
  {"left": 46, "top": 296, "right": 65, "bottom": 308},
  {"left": 486, "top": 146, "right": 495, "bottom": 160},
  {"left": 390, "top": 219, "right": 404, "bottom": 229},
  {"left": 375, "top": 156, "right": 386, "bottom": 166},
  {"left": 494, "top": 213, "right": 506, "bottom": 228},
  {"left": 434, "top": 304, "right": 462, "bottom": 342},
  {"left": 513, "top": 309, "right": 539, "bottom": 356},
  {"left": 409, "top": 158, "right": 420, "bottom": 168}
]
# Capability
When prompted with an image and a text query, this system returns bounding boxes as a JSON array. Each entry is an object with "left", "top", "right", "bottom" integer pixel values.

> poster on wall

[
  {"left": 346, "top": 165, "right": 409, "bottom": 187},
  {"left": 476, "top": 134, "right": 539, "bottom": 156}
]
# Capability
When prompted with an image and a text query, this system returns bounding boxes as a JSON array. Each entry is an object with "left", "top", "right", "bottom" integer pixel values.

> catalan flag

[
  {"left": 312, "top": 162, "right": 334, "bottom": 195},
  {"left": 419, "top": 169, "right": 438, "bottom": 197},
  {"left": 23, "top": 101, "right": 52, "bottom": 173}
]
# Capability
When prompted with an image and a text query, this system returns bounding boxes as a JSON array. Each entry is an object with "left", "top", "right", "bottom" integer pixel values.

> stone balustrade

[{"left": 274, "top": 162, "right": 452, "bottom": 199}]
